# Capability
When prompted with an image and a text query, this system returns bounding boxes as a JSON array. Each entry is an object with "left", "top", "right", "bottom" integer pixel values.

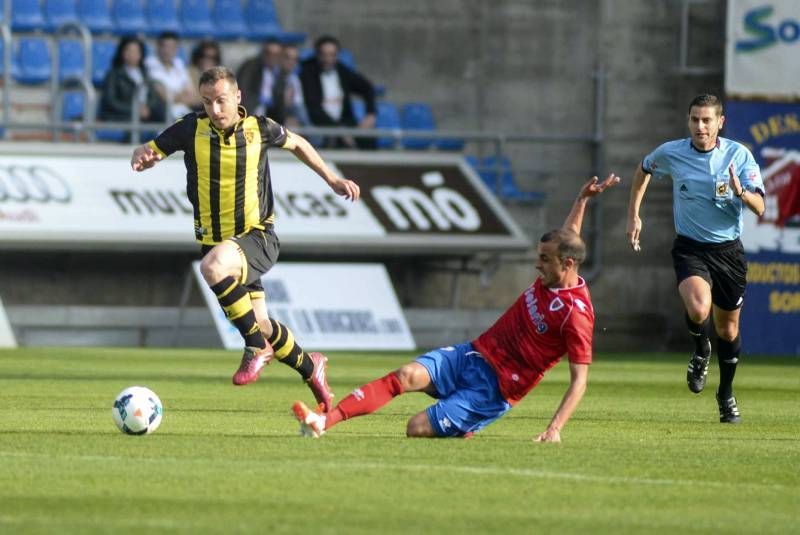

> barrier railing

[{"left": 50, "top": 22, "right": 97, "bottom": 142}]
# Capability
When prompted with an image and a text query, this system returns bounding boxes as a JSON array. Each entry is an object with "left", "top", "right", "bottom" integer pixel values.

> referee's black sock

[
  {"left": 717, "top": 335, "right": 741, "bottom": 400},
  {"left": 685, "top": 314, "right": 711, "bottom": 358}
]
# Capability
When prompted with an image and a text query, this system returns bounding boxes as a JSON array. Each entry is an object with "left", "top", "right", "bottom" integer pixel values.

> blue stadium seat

[
  {"left": 436, "top": 137, "right": 465, "bottom": 151},
  {"left": 301, "top": 47, "right": 357, "bottom": 71},
  {"left": 112, "top": 0, "right": 147, "bottom": 35},
  {"left": 44, "top": 0, "right": 80, "bottom": 31},
  {"left": 95, "top": 129, "right": 127, "bottom": 142},
  {"left": 96, "top": 126, "right": 161, "bottom": 143},
  {"left": 338, "top": 48, "right": 356, "bottom": 71},
  {"left": 12, "top": 0, "right": 47, "bottom": 32},
  {"left": 62, "top": 90, "right": 85, "bottom": 120},
  {"left": 350, "top": 98, "right": 366, "bottom": 123},
  {"left": 424, "top": 102, "right": 465, "bottom": 151},
  {"left": 179, "top": 0, "right": 215, "bottom": 38},
  {"left": 465, "top": 155, "right": 495, "bottom": 189},
  {"left": 399, "top": 102, "right": 464, "bottom": 151},
  {"left": 481, "top": 156, "right": 545, "bottom": 201},
  {"left": 299, "top": 47, "right": 314, "bottom": 62},
  {"left": 145, "top": 0, "right": 180, "bottom": 36},
  {"left": 244, "top": 0, "right": 283, "bottom": 40},
  {"left": 91, "top": 40, "right": 116, "bottom": 85},
  {"left": 14, "top": 38, "right": 52, "bottom": 85},
  {"left": 213, "top": 0, "right": 247, "bottom": 40},
  {"left": 58, "top": 39, "right": 85, "bottom": 82},
  {"left": 400, "top": 102, "right": 435, "bottom": 150},
  {"left": 375, "top": 101, "right": 401, "bottom": 149},
  {"left": 78, "top": 0, "right": 114, "bottom": 33},
  {"left": 278, "top": 32, "right": 306, "bottom": 45}
]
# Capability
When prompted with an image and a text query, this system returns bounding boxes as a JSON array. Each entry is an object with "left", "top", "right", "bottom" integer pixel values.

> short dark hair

[
  {"left": 198, "top": 66, "right": 237, "bottom": 89},
  {"left": 157, "top": 31, "right": 180, "bottom": 42},
  {"left": 540, "top": 229, "right": 586, "bottom": 265},
  {"left": 688, "top": 93, "right": 723, "bottom": 116},
  {"left": 314, "top": 35, "right": 341, "bottom": 52}
]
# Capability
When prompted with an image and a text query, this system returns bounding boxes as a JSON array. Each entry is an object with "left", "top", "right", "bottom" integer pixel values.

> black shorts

[
  {"left": 671, "top": 235, "right": 747, "bottom": 311},
  {"left": 201, "top": 226, "right": 280, "bottom": 294}
]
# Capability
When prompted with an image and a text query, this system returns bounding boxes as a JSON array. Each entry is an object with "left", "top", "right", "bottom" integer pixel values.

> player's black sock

[
  {"left": 210, "top": 277, "right": 265, "bottom": 349},
  {"left": 717, "top": 335, "right": 740, "bottom": 400},
  {"left": 685, "top": 314, "right": 711, "bottom": 357},
  {"left": 267, "top": 319, "right": 313, "bottom": 379}
]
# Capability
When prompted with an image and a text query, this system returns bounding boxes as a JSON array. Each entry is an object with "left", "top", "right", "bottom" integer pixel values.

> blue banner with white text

[{"left": 726, "top": 100, "right": 800, "bottom": 355}]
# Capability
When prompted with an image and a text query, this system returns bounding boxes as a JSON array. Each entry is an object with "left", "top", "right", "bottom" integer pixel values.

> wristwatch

[{"left": 735, "top": 187, "right": 746, "bottom": 198}]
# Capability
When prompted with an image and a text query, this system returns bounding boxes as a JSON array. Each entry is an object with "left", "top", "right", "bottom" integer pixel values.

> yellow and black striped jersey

[{"left": 148, "top": 106, "right": 288, "bottom": 245}]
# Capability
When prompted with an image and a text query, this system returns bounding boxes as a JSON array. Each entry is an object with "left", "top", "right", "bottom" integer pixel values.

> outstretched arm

[
  {"left": 281, "top": 130, "right": 361, "bottom": 201},
  {"left": 534, "top": 362, "right": 589, "bottom": 443},
  {"left": 626, "top": 164, "right": 651, "bottom": 251},
  {"left": 562, "top": 173, "right": 620, "bottom": 235}
]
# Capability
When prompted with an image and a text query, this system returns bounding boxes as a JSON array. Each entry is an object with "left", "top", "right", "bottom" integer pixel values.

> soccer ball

[{"left": 111, "top": 386, "right": 163, "bottom": 435}]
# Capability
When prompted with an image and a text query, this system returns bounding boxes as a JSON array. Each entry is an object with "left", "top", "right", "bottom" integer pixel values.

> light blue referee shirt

[{"left": 642, "top": 137, "right": 765, "bottom": 243}]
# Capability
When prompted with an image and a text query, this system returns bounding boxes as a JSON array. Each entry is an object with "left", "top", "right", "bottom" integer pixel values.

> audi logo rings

[{"left": 0, "top": 165, "right": 72, "bottom": 204}]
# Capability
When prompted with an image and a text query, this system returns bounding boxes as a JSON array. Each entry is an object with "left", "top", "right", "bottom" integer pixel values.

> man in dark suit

[
  {"left": 299, "top": 35, "right": 377, "bottom": 149},
  {"left": 236, "top": 39, "right": 283, "bottom": 117}
]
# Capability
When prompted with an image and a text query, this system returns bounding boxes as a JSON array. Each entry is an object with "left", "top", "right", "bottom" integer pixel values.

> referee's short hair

[
  {"left": 688, "top": 93, "right": 723, "bottom": 116},
  {"left": 540, "top": 229, "right": 586, "bottom": 265},
  {"left": 198, "top": 66, "right": 237, "bottom": 89}
]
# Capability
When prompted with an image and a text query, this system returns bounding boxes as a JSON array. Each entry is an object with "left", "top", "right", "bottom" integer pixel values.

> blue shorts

[{"left": 416, "top": 342, "right": 512, "bottom": 437}]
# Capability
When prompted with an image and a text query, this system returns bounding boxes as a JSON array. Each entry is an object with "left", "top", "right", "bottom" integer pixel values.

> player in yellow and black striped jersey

[{"left": 130, "top": 66, "right": 360, "bottom": 412}]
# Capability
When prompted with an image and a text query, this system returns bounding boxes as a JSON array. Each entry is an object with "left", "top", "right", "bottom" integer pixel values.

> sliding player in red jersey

[{"left": 292, "top": 173, "right": 619, "bottom": 441}]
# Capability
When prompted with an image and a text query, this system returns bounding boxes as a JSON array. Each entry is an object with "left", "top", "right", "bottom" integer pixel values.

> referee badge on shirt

[{"left": 715, "top": 180, "right": 729, "bottom": 199}]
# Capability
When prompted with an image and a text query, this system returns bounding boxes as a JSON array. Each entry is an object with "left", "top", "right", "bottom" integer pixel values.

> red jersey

[{"left": 473, "top": 277, "right": 594, "bottom": 404}]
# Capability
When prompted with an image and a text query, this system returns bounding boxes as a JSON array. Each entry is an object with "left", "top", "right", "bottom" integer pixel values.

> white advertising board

[
  {"left": 0, "top": 144, "right": 529, "bottom": 254},
  {"left": 194, "top": 261, "right": 415, "bottom": 351},
  {"left": 0, "top": 296, "right": 17, "bottom": 348},
  {"left": 726, "top": 0, "right": 800, "bottom": 98}
]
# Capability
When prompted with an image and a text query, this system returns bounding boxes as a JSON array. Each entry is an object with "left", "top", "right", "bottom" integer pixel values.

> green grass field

[{"left": 0, "top": 348, "right": 797, "bottom": 534}]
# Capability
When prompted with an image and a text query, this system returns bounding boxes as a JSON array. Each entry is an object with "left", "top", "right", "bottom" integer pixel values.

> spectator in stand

[
  {"left": 299, "top": 35, "right": 377, "bottom": 149},
  {"left": 236, "top": 39, "right": 283, "bottom": 117},
  {"left": 98, "top": 36, "right": 166, "bottom": 138},
  {"left": 271, "top": 44, "right": 309, "bottom": 127},
  {"left": 145, "top": 31, "right": 194, "bottom": 120},
  {"left": 187, "top": 40, "right": 222, "bottom": 112}
]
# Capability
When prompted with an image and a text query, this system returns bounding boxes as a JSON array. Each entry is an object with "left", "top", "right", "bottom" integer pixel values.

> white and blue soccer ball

[{"left": 111, "top": 386, "right": 163, "bottom": 435}]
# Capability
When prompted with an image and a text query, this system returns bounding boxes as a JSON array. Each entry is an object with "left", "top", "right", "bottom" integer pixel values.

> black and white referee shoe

[
  {"left": 686, "top": 348, "right": 711, "bottom": 394},
  {"left": 716, "top": 391, "right": 742, "bottom": 424}
]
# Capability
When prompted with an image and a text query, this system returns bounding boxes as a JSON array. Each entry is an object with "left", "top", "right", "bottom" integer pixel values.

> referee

[
  {"left": 626, "top": 94, "right": 765, "bottom": 424},
  {"left": 130, "top": 66, "right": 360, "bottom": 412}
]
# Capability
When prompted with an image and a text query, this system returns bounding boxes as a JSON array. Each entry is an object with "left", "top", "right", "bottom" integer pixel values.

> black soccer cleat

[
  {"left": 716, "top": 391, "right": 742, "bottom": 424},
  {"left": 686, "top": 351, "right": 711, "bottom": 394}
]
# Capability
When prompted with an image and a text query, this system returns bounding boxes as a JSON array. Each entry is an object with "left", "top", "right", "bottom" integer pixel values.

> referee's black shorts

[
  {"left": 671, "top": 235, "right": 747, "bottom": 311},
  {"left": 201, "top": 226, "right": 280, "bottom": 294}
]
